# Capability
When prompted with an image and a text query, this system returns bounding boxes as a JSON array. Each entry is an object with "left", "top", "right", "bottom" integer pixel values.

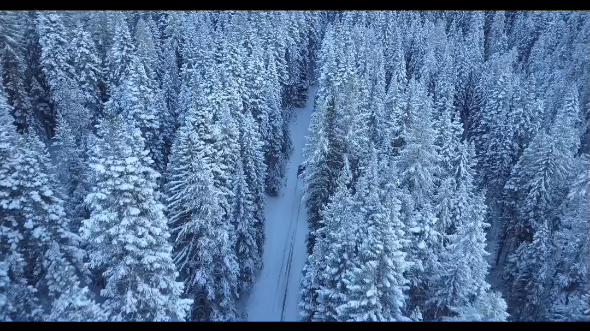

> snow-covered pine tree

[
  {"left": 133, "top": 15, "right": 172, "bottom": 169},
  {"left": 86, "top": 11, "right": 114, "bottom": 65},
  {"left": 485, "top": 11, "right": 508, "bottom": 61},
  {"left": 396, "top": 78, "right": 440, "bottom": 208},
  {"left": 304, "top": 11, "right": 324, "bottom": 86},
  {"left": 105, "top": 13, "right": 135, "bottom": 97},
  {"left": 0, "top": 11, "right": 33, "bottom": 133},
  {"left": 509, "top": 74, "right": 544, "bottom": 158},
  {"left": 0, "top": 86, "right": 41, "bottom": 321},
  {"left": 337, "top": 149, "right": 410, "bottom": 321},
  {"left": 477, "top": 51, "right": 518, "bottom": 194},
  {"left": 23, "top": 11, "right": 52, "bottom": 138},
  {"left": 507, "top": 218, "right": 552, "bottom": 321},
  {"left": 134, "top": 18, "right": 160, "bottom": 86},
  {"left": 379, "top": 157, "right": 413, "bottom": 322},
  {"left": 261, "top": 46, "right": 289, "bottom": 196},
  {"left": 242, "top": 31, "right": 268, "bottom": 136},
  {"left": 267, "top": 12, "right": 290, "bottom": 109},
  {"left": 219, "top": 27, "right": 246, "bottom": 116},
  {"left": 299, "top": 27, "right": 346, "bottom": 320},
  {"left": 37, "top": 11, "right": 75, "bottom": 98},
  {"left": 1, "top": 86, "right": 100, "bottom": 320},
  {"left": 367, "top": 39, "right": 388, "bottom": 152},
  {"left": 429, "top": 141, "right": 496, "bottom": 320},
  {"left": 302, "top": 95, "right": 344, "bottom": 255},
  {"left": 445, "top": 291, "right": 509, "bottom": 321},
  {"left": 159, "top": 11, "right": 185, "bottom": 71},
  {"left": 284, "top": 43, "right": 308, "bottom": 109},
  {"left": 341, "top": 25, "right": 373, "bottom": 170},
  {"left": 395, "top": 78, "right": 442, "bottom": 319},
  {"left": 383, "top": 28, "right": 408, "bottom": 158},
  {"left": 19, "top": 116, "right": 85, "bottom": 276},
  {"left": 159, "top": 38, "right": 180, "bottom": 159},
  {"left": 44, "top": 243, "right": 107, "bottom": 321},
  {"left": 311, "top": 157, "right": 358, "bottom": 321},
  {"left": 548, "top": 154, "right": 590, "bottom": 321},
  {"left": 71, "top": 20, "right": 102, "bottom": 126},
  {"left": 299, "top": 254, "right": 320, "bottom": 321},
  {"left": 231, "top": 155, "right": 259, "bottom": 296},
  {"left": 235, "top": 110, "right": 266, "bottom": 285},
  {"left": 166, "top": 116, "right": 239, "bottom": 321},
  {"left": 200, "top": 58, "right": 241, "bottom": 231},
  {"left": 293, "top": 12, "right": 311, "bottom": 108},
  {"left": 454, "top": 13, "right": 484, "bottom": 144},
  {"left": 150, "top": 14, "right": 179, "bottom": 164},
  {"left": 52, "top": 112, "right": 90, "bottom": 227},
  {"left": 37, "top": 11, "right": 77, "bottom": 138},
  {"left": 433, "top": 50, "right": 461, "bottom": 178},
  {"left": 300, "top": 23, "right": 348, "bottom": 254},
  {"left": 145, "top": 14, "right": 164, "bottom": 84},
  {"left": 503, "top": 90, "right": 582, "bottom": 320},
  {"left": 433, "top": 78, "right": 464, "bottom": 237},
  {"left": 82, "top": 114, "right": 191, "bottom": 321},
  {"left": 107, "top": 55, "right": 165, "bottom": 173},
  {"left": 51, "top": 77, "right": 93, "bottom": 224}
]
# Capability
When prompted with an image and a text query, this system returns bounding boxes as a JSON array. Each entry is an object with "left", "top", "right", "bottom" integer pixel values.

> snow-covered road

[{"left": 244, "top": 87, "right": 317, "bottom": 321}]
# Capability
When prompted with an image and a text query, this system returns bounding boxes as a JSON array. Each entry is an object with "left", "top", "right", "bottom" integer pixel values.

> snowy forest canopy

[{"left": 0, "top": 10, "right": 589, "bottom": 322}]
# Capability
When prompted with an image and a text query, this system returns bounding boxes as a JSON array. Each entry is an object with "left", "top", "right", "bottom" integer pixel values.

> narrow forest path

[{"left": 243, "top": 86, "right": 318, "bottom": 321}]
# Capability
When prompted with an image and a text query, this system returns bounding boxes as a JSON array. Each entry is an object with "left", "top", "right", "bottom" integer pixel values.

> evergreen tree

[
  {"left": 337, "top": 150, "right": 411, "bottom": 321},
  {"left": 396, "top": 79, "right": 440, "bottom": 207},
  {"left": 71, "top": 20, "right": 102, "bottom": 125},
  {"left": 548, "top": 154, "right": 590, "bottom": 321},
  {"left": 445, "top": 291, "right": 509, "bottom": 321},
  {"left": 37, "top": 11, "right": 75, "bottom": 97},
  {"left": 312, "top": 158, "right": 359, "bottom": 321},
  {"left": 235, "top": 111, "right": 267, "bottom": 284},
  {"left": 1, "top": 87, "right": 99, "bottom": 321},
  {"left": 37, "top": 11, "right": 76, "bottom": 138},
  {"left": 0, "top": 87, "right": 41, "bottom": 321},
  {"left": 231, "top": 156, "right": 258, "bottom": 296},
  {"left": 159, "top": 38, "right": 180, "bottom": 160},
  {"left": 23, "top": 12, "right": 51, "bottom": 138},
  {"left": 302, "top": 96, "right": 343, "bottom": 254},
  {"left": 383, "top": 29, "right": 408, "bottom": 157},
  {"left": 44, "top": 244, "right": 107, "bottom": 321},
  {"left": 395, "top": 79, "right": 442, "bottom": 318},
  {"left": 134, "top": 18, "right": 159, "bottom": 85},
  {"left": 165, "top": 100, "right": 239, "bottom": 322},
  {"left": 52, "top": 79, "right": 92, "bottom": 225},
  {"left": 429, "top": 142, "right": 494, "bottom": 320},
  {"left": 106, "top": 55, "right": 165, "bottom": 173},
  {"left": 105, "top": 13, "right": 135, "bottom": 95},
  {"left": 478, "top": 51, "right": 519, "bottom": 194},
  {"left": 262, "top": 46, "right": 289, "bottom": 195},
  {"left": 82, "top": 115, "right": 192, "bottom": 321},
  {"left": 503, "top": 90, "right": 581, "bottom": 320},
  {"left": 0, "top": 11, "right": 33, "bottom": 133},
  {"left": 52, "top": 113, "right": 90, "bottom": 226},
  {"left": 485, "top": 11, "right": 508, "bottom": 60}
]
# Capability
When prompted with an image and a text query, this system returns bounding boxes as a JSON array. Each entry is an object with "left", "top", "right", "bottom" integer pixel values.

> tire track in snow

[
  {"left": 272, "top": 171, "right": 300, "bottom": 312},
  {"left": 280, "top": 180, "right": 303, "bottom": 321}
]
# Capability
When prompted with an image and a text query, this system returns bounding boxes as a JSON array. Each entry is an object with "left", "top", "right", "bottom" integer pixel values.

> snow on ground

[{"left": 243, "top": 87, "right": 318, "bottom": 321}]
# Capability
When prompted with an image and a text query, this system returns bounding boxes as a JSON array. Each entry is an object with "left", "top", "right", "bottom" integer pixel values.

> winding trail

[{"left": 243, "top": 87, "right": 317, "bottom": 321}]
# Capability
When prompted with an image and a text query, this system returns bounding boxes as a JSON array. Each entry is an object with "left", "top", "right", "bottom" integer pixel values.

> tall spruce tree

[{"left": 82, "top": 114, "right": 191, "bottom": 321}]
